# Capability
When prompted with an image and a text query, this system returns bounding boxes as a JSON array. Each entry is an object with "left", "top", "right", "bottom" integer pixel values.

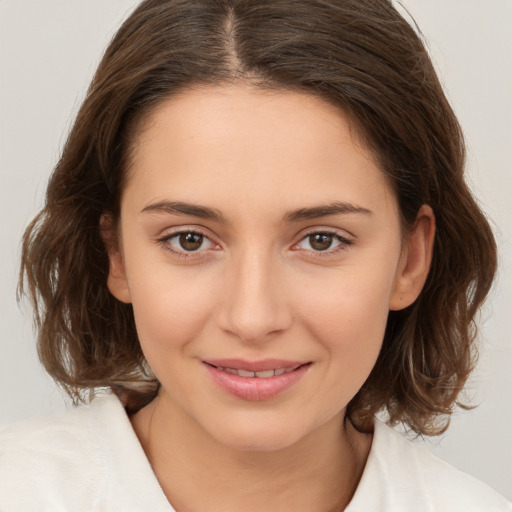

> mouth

[
  {"left": 202, "top": 360, "right": 312, "bottom": 401},
  {"left": 204, "top": 362, "right": 309, "bottom": 378}
]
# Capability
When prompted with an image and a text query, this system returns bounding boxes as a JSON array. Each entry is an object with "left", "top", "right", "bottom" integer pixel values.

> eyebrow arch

[
  {"left": 141, "top": 201, "right": 225, "bottom": 222},
  {"left": 284, "top": 201, "right": 373, "bottom": 222}
]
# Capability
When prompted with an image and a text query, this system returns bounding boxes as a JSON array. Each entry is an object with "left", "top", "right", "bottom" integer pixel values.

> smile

[
  {"left": 203, "top": 360, "right": 312, "bottom": 401},
  {"left": 208, "top": 364, "right": 302, "bottom": 378}
]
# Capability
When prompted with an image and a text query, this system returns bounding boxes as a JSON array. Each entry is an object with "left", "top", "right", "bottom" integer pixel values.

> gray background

[{"left": 1, "top": 0, "right": 511, "bottom": 499}]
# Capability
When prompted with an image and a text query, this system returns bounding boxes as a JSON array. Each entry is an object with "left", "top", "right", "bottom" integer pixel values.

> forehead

[
  {"left": 133, "top": 84, "right": 365, "bottom": 154},
  {"left": 124, "top": 84, "right": 396, "bottom": 219}
]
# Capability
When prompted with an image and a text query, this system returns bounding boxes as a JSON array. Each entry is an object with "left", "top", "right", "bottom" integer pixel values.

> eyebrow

[
  {"left": 283, "top": 201, "right": 373, "bottom": 222},
  {"left": 141, "top": 200, "right": 373, "bottom": 223},
  {"left": 141, "top": 201, "right": 225, "bottom": 222}
]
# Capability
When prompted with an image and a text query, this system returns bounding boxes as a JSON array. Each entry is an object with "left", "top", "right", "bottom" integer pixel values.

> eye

[
  {"left": 294, "top": 231, "right": 352, "bottom": 254},
  {"left": 174, "top": 232, "right": 208, "bottom": 251},
  {"left": 159, "top": 230, "right": 217, "bottom": 255}
]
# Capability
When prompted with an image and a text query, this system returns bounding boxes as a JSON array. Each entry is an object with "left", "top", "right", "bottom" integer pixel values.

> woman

[{"left": 1, "top": 0, "right": 510, "bottom": 510}]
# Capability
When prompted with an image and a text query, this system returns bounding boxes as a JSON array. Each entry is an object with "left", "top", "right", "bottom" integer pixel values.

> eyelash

[
  {"left": 295, "top": 230, "right": 353, "bottom": 258},
  {"left": 157, "top": 229, "right": 215, "bottom": 259},
  {"left": 157, "top": 229, "right": 353, "bottom": 260}
]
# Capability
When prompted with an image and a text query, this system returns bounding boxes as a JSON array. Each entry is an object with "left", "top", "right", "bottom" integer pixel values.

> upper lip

[{"left": 203, "top": 359, "right": 309, "bottom": 372}]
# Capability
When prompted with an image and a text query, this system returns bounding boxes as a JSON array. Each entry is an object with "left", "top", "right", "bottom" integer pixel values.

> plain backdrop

[{"left": 1, "top": 0, "right": 511, "bottom": 500}]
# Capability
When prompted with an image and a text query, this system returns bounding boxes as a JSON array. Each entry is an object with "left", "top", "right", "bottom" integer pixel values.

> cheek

[
  {"left": 126, "top": 261, "right": 219, "bottom": 357},
  {"left": 296, "top": 274, "right": 393, "bottom": 419},
  {"left": 296, "top": 261, "right": 397, "bottom": 369}
]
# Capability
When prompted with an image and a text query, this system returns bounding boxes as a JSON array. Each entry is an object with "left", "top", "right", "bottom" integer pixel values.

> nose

[{"left": 216, "top": 248, "right": 292, "bottom": 343}]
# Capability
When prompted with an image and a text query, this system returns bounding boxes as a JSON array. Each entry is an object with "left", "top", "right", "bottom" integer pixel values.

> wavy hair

[{"left": 19, "top": 0, "right": 497, "bottom": 434}]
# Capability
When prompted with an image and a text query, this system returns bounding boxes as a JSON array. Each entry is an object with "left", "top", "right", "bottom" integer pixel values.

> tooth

[
  {"left": 237, "top": 369, "right": 256, "bottom": 377},
  {"left": 224, "top": 367, "right": 237, "bottom": 375},
  {"left": 274, "top": 368, "right": 286, "bottom": 376},
  {"left": 255, "top": 370, "right": 275, "bottom": 378}
]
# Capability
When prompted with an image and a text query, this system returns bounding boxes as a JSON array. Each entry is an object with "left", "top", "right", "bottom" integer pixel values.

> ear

[
  {"left": 100, "top": 214, "right": 132, "bottom": 304},
  {"left": 389, "top": 205, "right": 435, "bottom": 311}
]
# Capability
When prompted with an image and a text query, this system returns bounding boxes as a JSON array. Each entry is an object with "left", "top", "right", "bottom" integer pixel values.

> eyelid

[
  {"left": 296, "top": 226, "right": 354, "bottom": 243},
  {"left": 157, "top": 227, "right": 220, "bottom": 258},
  {"left": 300, "top": 224, "right": 355, "bottom": 238},
  {"left": 291, "top": 227, "right": 354, "bottom": 256}
]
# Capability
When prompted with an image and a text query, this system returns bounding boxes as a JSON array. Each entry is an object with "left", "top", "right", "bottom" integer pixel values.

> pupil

[
  {"left": 310, "top": 233, "right": 333, "bottom": 251},
  {"left": 180, "top": 233, "right": 203, "bottom": 251}
]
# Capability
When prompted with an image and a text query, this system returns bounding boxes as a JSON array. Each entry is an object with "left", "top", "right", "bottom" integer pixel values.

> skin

[{"left": 105, "top": 83, "right": 435, "bottom": 511}]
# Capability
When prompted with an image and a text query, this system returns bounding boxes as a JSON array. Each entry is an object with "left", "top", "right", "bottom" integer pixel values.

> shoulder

[
  {"left": 0, "top": 393, "right": 121, "bottom": 511},
  {"left": 0, "top": 392, "right": 173, "bottom": 512},
  {"left": 347, "top": 419, "right": 512, "bottom": 512}
]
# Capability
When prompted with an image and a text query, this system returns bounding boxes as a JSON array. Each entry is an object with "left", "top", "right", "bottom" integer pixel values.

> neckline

[{"left": 93, "top": 392, "right": 389, "bottom": 511}]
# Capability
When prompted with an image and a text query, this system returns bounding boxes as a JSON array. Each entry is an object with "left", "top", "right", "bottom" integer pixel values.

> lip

[
  {"left": 203, "top": 358, "right": 307, "bottom": 372},
  {"left": 203, "top": 359, "right": 311, "bottom": 401}
]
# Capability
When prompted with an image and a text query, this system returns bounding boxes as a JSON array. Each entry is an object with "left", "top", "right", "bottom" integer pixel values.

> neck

[{"left": 130, "top": 394, "right": 372, "bottom": 512}]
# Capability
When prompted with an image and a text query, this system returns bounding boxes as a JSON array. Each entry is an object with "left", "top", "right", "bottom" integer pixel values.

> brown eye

[
  {"left": 308, "top": 233, "right": 334, "bottom": 251},
  {"left": 162, "top": 230, "right": 216, "bottom": 256},
  {"left": 295, "top": 231, "right": 351, "bottom": 255},
  {"left": 179, "top": 232, "right": 204, "bottom": 251}
]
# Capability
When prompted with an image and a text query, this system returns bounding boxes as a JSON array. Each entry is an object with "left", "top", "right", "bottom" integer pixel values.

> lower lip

[{"left": 204, "top": 363, "right": 311, "bottom": 401}]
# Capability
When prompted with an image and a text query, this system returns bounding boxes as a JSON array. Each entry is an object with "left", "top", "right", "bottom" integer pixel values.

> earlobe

[
  {"left": 100, "top": 214, "right": 132, "bottom": 304},
  {"left": 389, "top": 205, "right": 435, "bottom": 311}
]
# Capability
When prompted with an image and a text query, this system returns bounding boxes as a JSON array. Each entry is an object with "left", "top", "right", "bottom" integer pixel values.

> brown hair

[{"left": 19, "top": 0, "right": 497, "bottom": 435}]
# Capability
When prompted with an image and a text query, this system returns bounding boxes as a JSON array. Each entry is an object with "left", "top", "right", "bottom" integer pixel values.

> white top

[{"left": 0, "top": 393, "right": 510, "bottom": 511}]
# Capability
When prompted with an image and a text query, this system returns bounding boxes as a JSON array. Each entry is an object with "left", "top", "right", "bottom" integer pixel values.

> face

[{"left": 107, "top": 84, "right": 433, "bottom": 451}]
